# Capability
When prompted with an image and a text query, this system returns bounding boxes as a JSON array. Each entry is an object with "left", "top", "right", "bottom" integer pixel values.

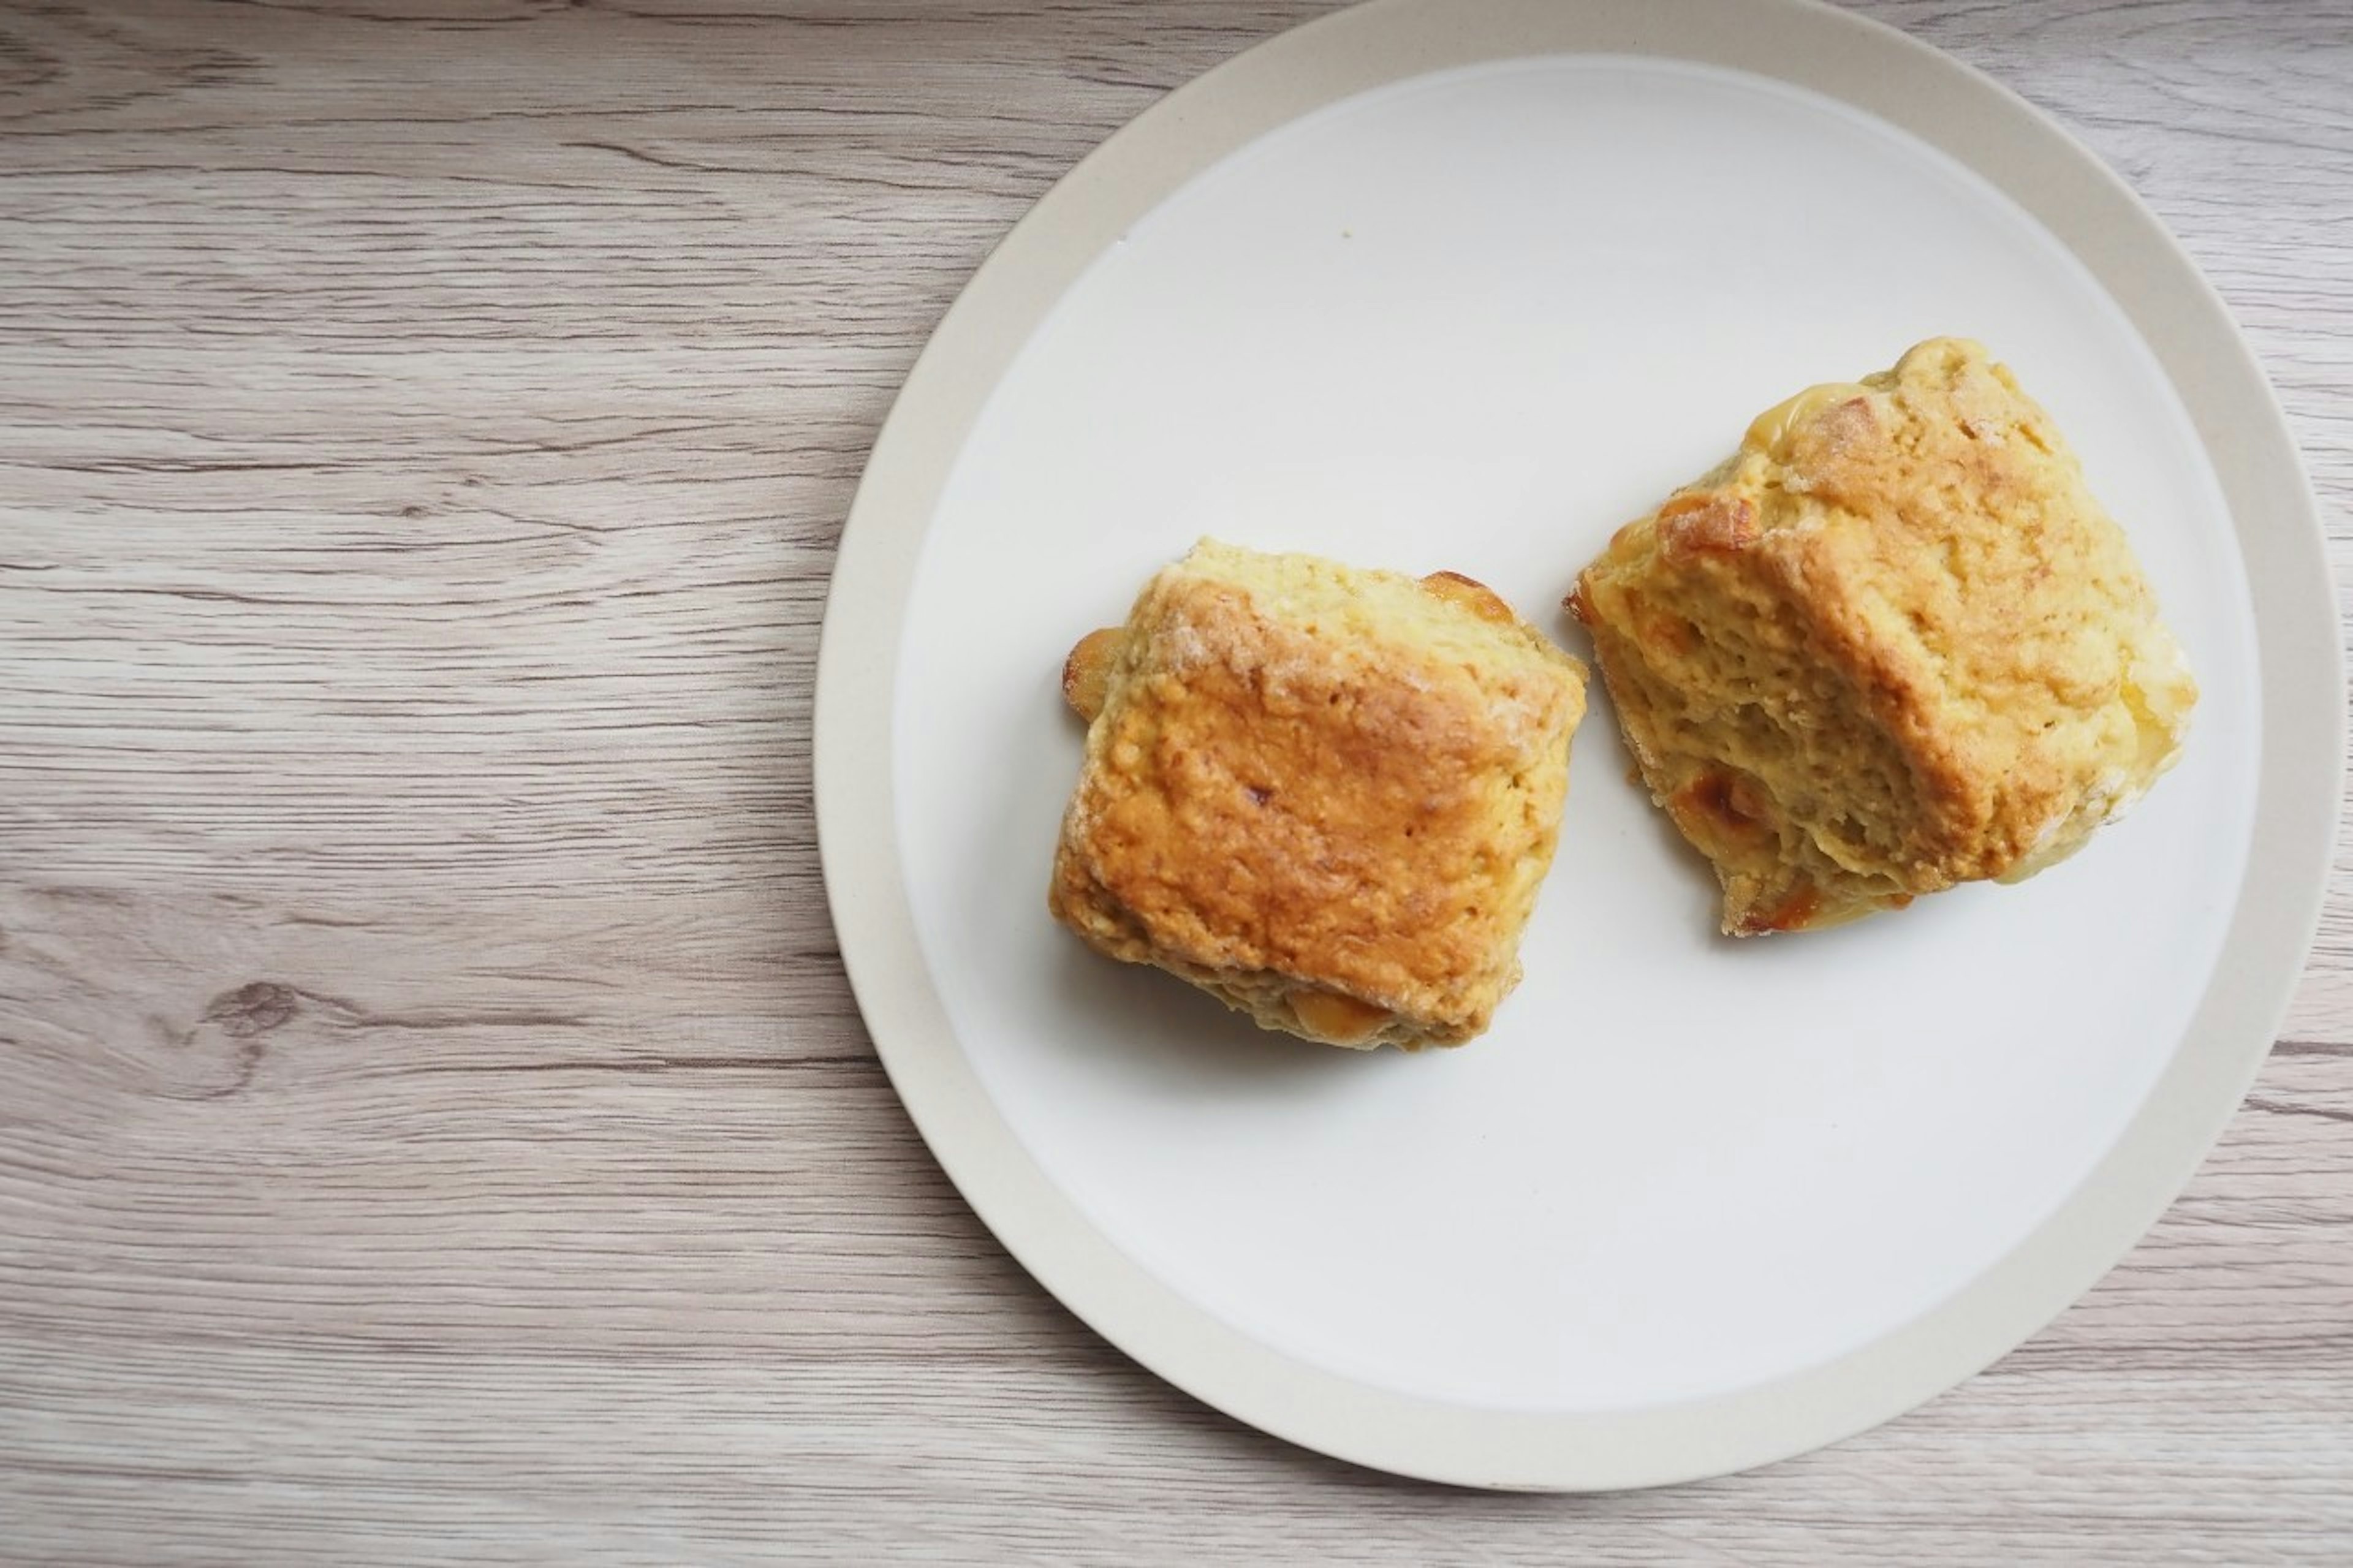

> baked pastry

[
  {"left": 1049, "top": 539, "right": 1588, "bottom": 1050},
  {"left": 1568, "top": 337, "right": 2196, "bottom": 935}
]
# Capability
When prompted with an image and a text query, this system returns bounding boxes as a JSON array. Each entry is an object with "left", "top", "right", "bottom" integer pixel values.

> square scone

[
  {"left": 1569, "top": 338, "right": 2196, "bottom": 936},
  {"left": 1050, "top": 539, "right": 1588, "bottom": 1050}
]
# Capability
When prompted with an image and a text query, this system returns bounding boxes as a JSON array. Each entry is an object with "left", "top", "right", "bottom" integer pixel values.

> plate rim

[{"left": 814, "top": 0, "right": 2343, "bottom": 1490}]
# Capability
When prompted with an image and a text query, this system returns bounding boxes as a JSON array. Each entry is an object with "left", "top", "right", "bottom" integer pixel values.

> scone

[
  {"left": 1050, "top": 539, "right": 1588, "bottom": 1050},
  {"left": 1568, "top": 337, "right": 2196, "bottom": 936}
]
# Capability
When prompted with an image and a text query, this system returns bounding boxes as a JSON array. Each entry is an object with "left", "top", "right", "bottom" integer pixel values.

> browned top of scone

[{"left": 1051, "top": 540, "right": 1586, "bottom": 1035}]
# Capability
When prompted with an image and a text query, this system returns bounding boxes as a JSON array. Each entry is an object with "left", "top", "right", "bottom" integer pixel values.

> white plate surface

[{"left": 817, "top": 0, "right": 2338, "bottom": 1488}]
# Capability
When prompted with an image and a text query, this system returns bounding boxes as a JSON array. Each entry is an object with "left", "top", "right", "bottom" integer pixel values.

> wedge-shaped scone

[
  {"left": 1569, "top": 337, "right": 2196, "bottom": 936},
  {"left": 1050, "top": 539, "right": 1588, "bottom": 1050}
]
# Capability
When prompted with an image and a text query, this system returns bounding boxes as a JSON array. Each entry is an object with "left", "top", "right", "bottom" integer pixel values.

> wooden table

[{"left": 3, "top": 2, "right": 2347, "bottom": 1560}]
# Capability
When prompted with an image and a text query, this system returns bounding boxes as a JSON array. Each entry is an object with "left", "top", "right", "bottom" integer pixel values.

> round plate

[{"left": 816, "top": 0, "right": 2338, "bottom": 1490}]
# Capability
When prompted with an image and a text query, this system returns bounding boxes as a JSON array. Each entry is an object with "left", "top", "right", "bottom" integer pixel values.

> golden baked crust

[
  {"left": 1569, "top": 337, "right": 2196, "bottom": 935},
  {"left": 1050, "top": 540, "right": 1588, "bottom": 1049}
]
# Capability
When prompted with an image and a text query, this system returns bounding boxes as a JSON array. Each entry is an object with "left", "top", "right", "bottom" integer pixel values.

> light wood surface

[{"left": 2, "top": 1, "right": 2347, "bottom": 1561}]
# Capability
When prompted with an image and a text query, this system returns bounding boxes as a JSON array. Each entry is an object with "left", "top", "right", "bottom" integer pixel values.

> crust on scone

[
  {"left": 1050, "top": 540, "right": 1588, "bottom": 1050},
  {"left": 1569, "top": 336, "right": 2197, "bottom": 936}
]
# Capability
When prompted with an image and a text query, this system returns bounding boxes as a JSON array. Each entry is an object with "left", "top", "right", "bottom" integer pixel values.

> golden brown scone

[
  {"left": 1050, "top": 539, "right": 1588, "bottom": 1050},
  {"left": 1569, "top": 337, "right": 2196, "bottom": 936}
]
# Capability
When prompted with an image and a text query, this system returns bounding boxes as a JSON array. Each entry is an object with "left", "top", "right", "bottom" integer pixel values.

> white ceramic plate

[{"left": 816, "top": 0, "right": 2338, "bottom": 1489}]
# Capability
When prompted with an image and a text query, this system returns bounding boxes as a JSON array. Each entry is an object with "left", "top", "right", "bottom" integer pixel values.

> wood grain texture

[{"left": 1, "top": 1, "right": 2347, "bottom": 1561}]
